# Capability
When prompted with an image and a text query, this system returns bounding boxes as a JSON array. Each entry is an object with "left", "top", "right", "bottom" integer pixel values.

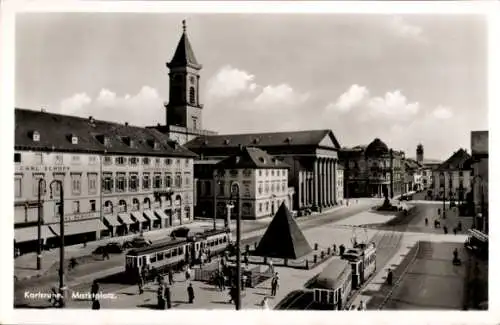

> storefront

[{"left": 131, "top": 211, "right": 150, "bottom": 231}]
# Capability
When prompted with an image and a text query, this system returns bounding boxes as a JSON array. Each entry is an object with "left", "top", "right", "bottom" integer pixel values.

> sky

[{"left": 15, "top": 13, "right": 488, "bottom": 161}]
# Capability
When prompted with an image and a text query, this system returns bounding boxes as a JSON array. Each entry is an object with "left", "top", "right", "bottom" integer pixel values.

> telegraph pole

[{"left": 37, "top": 178, "right": 46, "bottom": 270}]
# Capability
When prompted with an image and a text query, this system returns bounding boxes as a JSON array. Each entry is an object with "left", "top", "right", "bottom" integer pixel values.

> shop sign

[
  {"left": 54, "top": 211, "right": 98, "bottom": 222},
  {"left": 16, "top": 165, "right": 70, "bottom": 172}
]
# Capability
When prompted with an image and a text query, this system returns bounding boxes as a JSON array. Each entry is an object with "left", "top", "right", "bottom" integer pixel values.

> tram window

[
  {"left": 320, "top": 290, "right": 328, "bottom": 304},
  {"left": 172, "top": 250, "right": 177, "bottom": 257},
  {"left": 157, "top": 252, "right": 164, "bottom": 261},
  {"left": 329, "top": 291, "right": 334, "bottom": 304},
  {"left": 314, "top": 290, "right": 320, "bottom": 302},
  {"left": 179, "top": 247, "right": 184, "bottom": 254},
  {"left": 165, "top": 251, "right": 171, "bottom": 258},
  {"left": 150, "top": 255, "right": 157, "bottom": 263}
]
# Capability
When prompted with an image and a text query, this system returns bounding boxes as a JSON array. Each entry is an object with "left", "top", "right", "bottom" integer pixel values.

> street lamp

[
  {"left": 49, "top": 179, "right": 65, "bottom": 307},
  {"left": 439, "top": 172, "right": 446, "bottom": 219},
  {"left": 37, "top": 178, "right": 46, "bottom": 270}
]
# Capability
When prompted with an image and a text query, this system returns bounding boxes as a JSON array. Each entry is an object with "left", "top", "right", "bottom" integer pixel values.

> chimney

[
  {"left": 157, "top": 123, "right": 161, "bottom": 127},
  {"left": 125, "top": 122, "right": 129, "bottom": 126},
  {"left": 41, "top": 107, "right": 46, "bottom": 113}
]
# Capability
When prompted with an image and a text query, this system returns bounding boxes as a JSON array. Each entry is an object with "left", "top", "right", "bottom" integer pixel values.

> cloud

[
  {"left": 206, "top": 65, "right": 257, "bottom": 98},
  {"left": 432, "top": 105, "right": 453, "bottom": 119},
  {"left": 367, "top": 90, "right": 420, "bottom": 119},
  {"left": 327, "top": 84, "right": 369, "bottom": 112},
  {"left": 389, "top": 16, "right": 425, "bottom": 41},
  {"left": 60, "top": 93, "right": 92, "bottom": 114},
  {"left": 254, "top": 84, "right": 310, "bottom": 107},
  {"left": 58, "top": 86, "right": 163, "bottom": 126}
]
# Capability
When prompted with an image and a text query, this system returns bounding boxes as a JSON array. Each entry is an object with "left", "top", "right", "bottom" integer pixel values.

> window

[
  {"left": 259, "top": 203, "right": 263, "bottom": 212},
  {"left": 103, "top": 173, "right": 113, "bottom": 193},
  {"left": 116, "top": 173, "right": 126, "bottom": 192},
  {"left": 54, "top": 154, "right": 63, "bottom": 165},
  {"left": 155, "top": 158, "right": 161, "bottom": 166},
  {"left": 115, "top": 157, "right": 125, "bottom": 165},
  {"left": 154, "top": 173, "right": 162, "bottom": 189},
  {"left": 130, "top": 157, "right": 138, "bottom": 165},
  {"left": 176, "top": 159, "right": 180, "bottom": 165},
  {"left": 14, "top": 153, "right": 21, "bottom": 163},
  {"left": 230, "top": 169, "right": 238, "bottom": 177},
  {"left": 53, "top": 173, "right": 64, "bottom": 196},
  {"left": 175, "top": 174, "right": 182, "bottom": 188},
  {"left": 165, "top": 174, "right": 172, "bottom": 188},
  {"left": 259, "top": 170, "right": 262, "bottom": 177},
  {"left": 282, "top": 182, "right": 286, "bottom": 192},
  {"left": 104, "top": 156, "right": 112, "bottom": 165},
  {"left": 266, "top": 170, "right": 269, "bottom": 176},
  {"left": 34, "top": 152, "right": 43, "bottom": 165},
  {"left": 71, "top": 155, "right": 81, "bottom": 164},
  {"left": 243, "top": 169, "right": 251, "bottom": 177},
  {"left": 265, "top": 182, "right": 269, "bottom": 194},
  {"left": 265, "top": 202, "right": 269, "bottom": 211},
  {"left": 192, "top": 117, "right": 197, "bottom": 129},
  {"left": 15, "top": 177, "right": 22, "bottom": 198},
  {"left": 185, "top": 175, "right": 191, "bottom": 186},
  {"left": 73, "top": 201, "right": 80, "bottom": 213},
  {"left": 130, "top": 173, "right": 139, "bottom": 191},
  {"left": 185, "top": 159, "right": 189, "bottom": 167},
  {"left": 271, "top": 183, "right": 275, "bottom": 193},
  {"left": 271, "top": 170, "right": 274, "bottom": 176},
  {"left": 90, "top": 200, "right": 96, "bottom": 212},
  {"left": 165, "top": 158, "right": 172, "bottom": 165},
  {"left": 71, "top": 174, "right": 81, "bottom": 195},
  {"left": 88, "top": 156, "right": 97, "bottom": 165},
  {"left": 189, "top": 87, "right": 196, "bottom": 104},
  {"left": 142, "top": 173, "right": 150, "bottom": 189},
  {"left": 88, "top": 173, "right": 98, "bottom": 194},
  {"left": 142, "top": 157, "right": 150, "bottom": 165}
]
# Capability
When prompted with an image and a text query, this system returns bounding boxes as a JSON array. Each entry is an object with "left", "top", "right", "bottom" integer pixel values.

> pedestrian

[
  {"left": 244, "top": 253, "right": 249, "bottom": 267},
  {"left": 261, "top": 296, "right": 270, "bottom": 310},
  {"left": 141, "top": 266, "right": 148, "bottom": 284},
  {"left": 83, "top": 236, "right": 87, "bottom": 248},
  {"left": 168, "top": 270, "right": 174, "bottom": 285},
  {"left": 457, "top": 221, "right": 462, "bottom": 232},
  {"left": 333, "top": 244, "right": 337, "bottom": 256},
  {"left": 138, "top": 273, "right": 144, "bottom": 295},
  {"left": 164, "top": 284, "right": 172, "bottom": 309},
  {"left": 453, "top": 248, "right": 459, "bottom": 261},
  {"left": 102, "top": 248, "right": 109, "bottom": 261},
  {"left": 387, "top": 269, "right": 393, "bottom": 286},
  {"left": 242, "top": 273, "right": 248, "bottom": 290},
  {"left": 424, "top": 217, "right": 428, "bottom": 226},
  {"left": 271, "top": 273, "right": 279, "bottom": 296},
  {"left": 229, "top": 286, "right": 237, "bottom": 304},
  {"left": 268, "top": 260, "right": 274, "bottom": 273},
  {"left": 187, "top": 283, "right": 195, "bottom": 304},
  {"left": 358, "top": 300, "right": 366, "bottom": 311},
  {"left": 453, "top": 228, "right": 457, "bottom": 235},
  {"left": 443, "top": 226, "right": 448, "bottom": 234},
  {"left": 91, "top": 280, "right": 99, "bottom": 301},
  {"left": 157, "top": 283, "right": 165, "bottom": 310}
]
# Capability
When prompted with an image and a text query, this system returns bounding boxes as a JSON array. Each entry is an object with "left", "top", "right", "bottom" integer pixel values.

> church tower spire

[{"left": 165, "top": 20, "right": 203, "bottom": 130}]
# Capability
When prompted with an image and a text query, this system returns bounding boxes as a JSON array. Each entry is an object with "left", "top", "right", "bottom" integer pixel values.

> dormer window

[
  {"left": 224, "top": 139, "right": 230, "bottom": 145},
  {"left": 253, "top": 138, "right": 260, "bottom": 144},
  {"left": 71, "top": 135, "right": 78, "bottom": 145},
  {"left": 32, "top": 131, "right": 40, "bottom": 142},
  {"left": 96, "top": 135, "right": 109, "bottom": 146},
  {"left": 285, "top": 137, "right": 292, "bottom": 144}
]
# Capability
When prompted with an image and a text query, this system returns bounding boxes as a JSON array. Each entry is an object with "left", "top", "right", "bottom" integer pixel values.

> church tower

[
  {"left": 165, "top": 20, "right": 203, "bottom": 130},
  {"left": 416, "top": 144, "right": 424, "bottom": 164}
]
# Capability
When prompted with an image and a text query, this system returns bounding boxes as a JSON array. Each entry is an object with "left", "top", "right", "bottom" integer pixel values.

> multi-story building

[
  {"left": 186, "top": 130, "right": 343, "bottom": 216},
  {"left": 470, "top": 130, "right": 488, "bottom": 233},
  {"left": 195, "top": 147, "right": 294, "bottom": 220},
  {"left": 149, "top": 20, "right": 217, "bottom": 145},
  {"left": 336, "top": 163, "right": 345, "bottom": 204},
  {"left": 403, "top": 158, "right": 423, "bottom": 192},
  {"left": 14, "top": 108, "right": 196, "bottom": 253},
  {"left": 432, "top": 148, "right": 473, "bottom": 201},
  {"left": 340, "top": 138, "right": 406, "bottom": 199}
]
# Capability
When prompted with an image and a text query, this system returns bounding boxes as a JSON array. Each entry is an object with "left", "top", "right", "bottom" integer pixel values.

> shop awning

[
  {"left": 118, "top": 212, "right": 134, "bottom": 225},
  {"left": 143, "top": 209, "right": 158, "bottom": 221},
  {"left": 48, "top": 219, "right": 107, "bottom": 237},
  {"left": 131, "top": 211, "right": 147, "bottom": 223},
  {"left": 104, "top": 214, "right": 121, "bottom": 227},
  {"left": 14, "top": 226, "right": 51, "bottom": 243},
  {"left": 155, "top": 209, "right": 169, "bottom": 220}
]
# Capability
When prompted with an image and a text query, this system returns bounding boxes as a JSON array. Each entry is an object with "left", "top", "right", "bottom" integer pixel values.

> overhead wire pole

[
  {"left": 213, "top": 173, "right": 217, "bottom": 230},
  {"left": 235, "top": 196, "right": 241, "bottom": 310},
  {"left": 37, "top": 178, "right": 46, "bottom": 270},
  {"left": 50, "top": 179, "right": 65, "bottom": 307}
]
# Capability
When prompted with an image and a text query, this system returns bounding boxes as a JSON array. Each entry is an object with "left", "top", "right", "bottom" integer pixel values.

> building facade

[
  {"left": 470, "top": 131, "right": 488, "bottom": 233},
  {"left": 14, "top": 109, "right": 196, "bottom": 253},
  {"left": 149, "top": 20, "right": 217, "bottom": 145},
  {"left": 195, "top": 147, "right": 294, "bottom": 220},
  {"left": 432, "top": 148, "right": 473, "bottom": 201},
  {"left": 186, "top": 130, "right": 343, "bottom": 215},
  {"left": 340, "top": 138, "right": 406, "bottom": 199}
]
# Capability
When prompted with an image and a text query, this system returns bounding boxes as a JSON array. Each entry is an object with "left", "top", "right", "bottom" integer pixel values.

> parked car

[
  {"left": 122, "top": 236, "right": 152, "bottom": 249},
  {"left": 93, "top": 242, "right": 124, "bottom": 255},
  {"left": 170, "top": 226, "right": 190, "bottom": 238}
]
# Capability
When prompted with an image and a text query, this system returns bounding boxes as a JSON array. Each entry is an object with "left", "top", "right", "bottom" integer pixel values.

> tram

[
  {"left": 464, "top": 229, "right": 488, "bottom": 259},
  {"left": 124, "top": 228, "right": 231, "bottom": 280}
]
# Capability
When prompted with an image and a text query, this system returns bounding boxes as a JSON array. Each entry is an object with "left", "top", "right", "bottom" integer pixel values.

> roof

[
  {"left": 365, "top": 138, "right": 389, "bottom": 156},
  {"left": 166, "top": 21, "right": 201, "bottom": 70},
  {"left": 215, "top": 147, "right": 290, "bottom": 170},
  {"left": 126, "top": 238, "right": 187, "bottom": 256},
  {"left": 438, "top": 148, "right": 472, "bottom": 171},
  {"left": 15, "top": 108, "right": 197, "bottom": 157},
  {"left": 404, "top": 158, "right": 422, "bottom": 170},
  {"left": 185, "top": 129, "right": 341, "bottom": 150},
  {"left": 314, "top": 259, "right": 351, "bottom": 290},
  {"left": 253, "top": 202, "right": 312, "bottom": 260}
]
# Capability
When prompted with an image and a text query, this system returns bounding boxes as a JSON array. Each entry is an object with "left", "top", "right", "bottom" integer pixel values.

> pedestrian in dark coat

[
  {"left": 187, "top": 283, "right": 195, "bottom": 304},
  {"left": 168, "top": 270, "right": 174, "bottom": 285},
  {"left": 138, "top": 274, "right": 144, "bottom": 295},
  {"left": 157, "top": 284, "right": 165, "bottom": 310},
  {"left": 387, "top": 269, "right": 393, "bottom": 286},
  {"left": 164, "top": 285, "right": 172, "bottom": 309}
]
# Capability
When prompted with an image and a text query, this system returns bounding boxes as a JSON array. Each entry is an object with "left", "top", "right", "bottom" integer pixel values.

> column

[
  {"left": 326, "top": 159, "right": 331, "bottom": 207},
  {"left": 333, "top": 160, "right": 337, "bottom": 205},
  {"left": 330, "top": 160, "right": 334, "bottom": 205},
  {"left": 321, "top": 159, "right": 326, "bottom": 207},
  {"left": 313, "top": 159, "right": 319, "bottom": 209}
]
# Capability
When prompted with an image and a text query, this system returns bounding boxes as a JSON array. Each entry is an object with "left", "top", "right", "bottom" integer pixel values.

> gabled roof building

[{"left": 431, "top": 148, "right": 473, "bottom": 201}]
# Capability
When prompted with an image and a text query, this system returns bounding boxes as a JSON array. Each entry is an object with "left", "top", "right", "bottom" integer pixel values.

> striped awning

[
  {"left": 143, "top": 209, "right": 157, "bottom": 221},
  {"left": 131, "top": 211, "right": 147, "bottom": 223},
  {"left": 155, "top": 209, "right": 169, "bottom": 220},
  {"left": 104, "top": 214, "right": 121, "bottom": 227},
  {"left": 47, "top": 219, "right": 107, "bottom": 236},
  {"left": 118, "top": 213, "right": 134, "bottom": 225}
]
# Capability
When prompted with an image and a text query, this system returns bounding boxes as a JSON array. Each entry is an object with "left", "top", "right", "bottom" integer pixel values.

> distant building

[
  {"left": 14, "top": 109, "right": 196, "bottom": 253},
  {"left": 403, "top": 158, "right": 423, "bottom": 192},
  {"left": 432, "top": 148, "right": 473, "bottom": 201},
  {"left": 416, "top": 144, "right": 424, "bottom": 164},
  {"left": 339, "top": 138, "right": 406, "bottom": 198},
  {"left": 186, "top": 130, "right": 343, "bottom": 215},
  {"left": 148, "top": 21, "right": 217, "bottom": 145},
  {"left": 470, "top": 130, "right": 488, "bottom": 233},
  {"left": 195, "top": 147, "right": 294, "bottom": 220}
]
